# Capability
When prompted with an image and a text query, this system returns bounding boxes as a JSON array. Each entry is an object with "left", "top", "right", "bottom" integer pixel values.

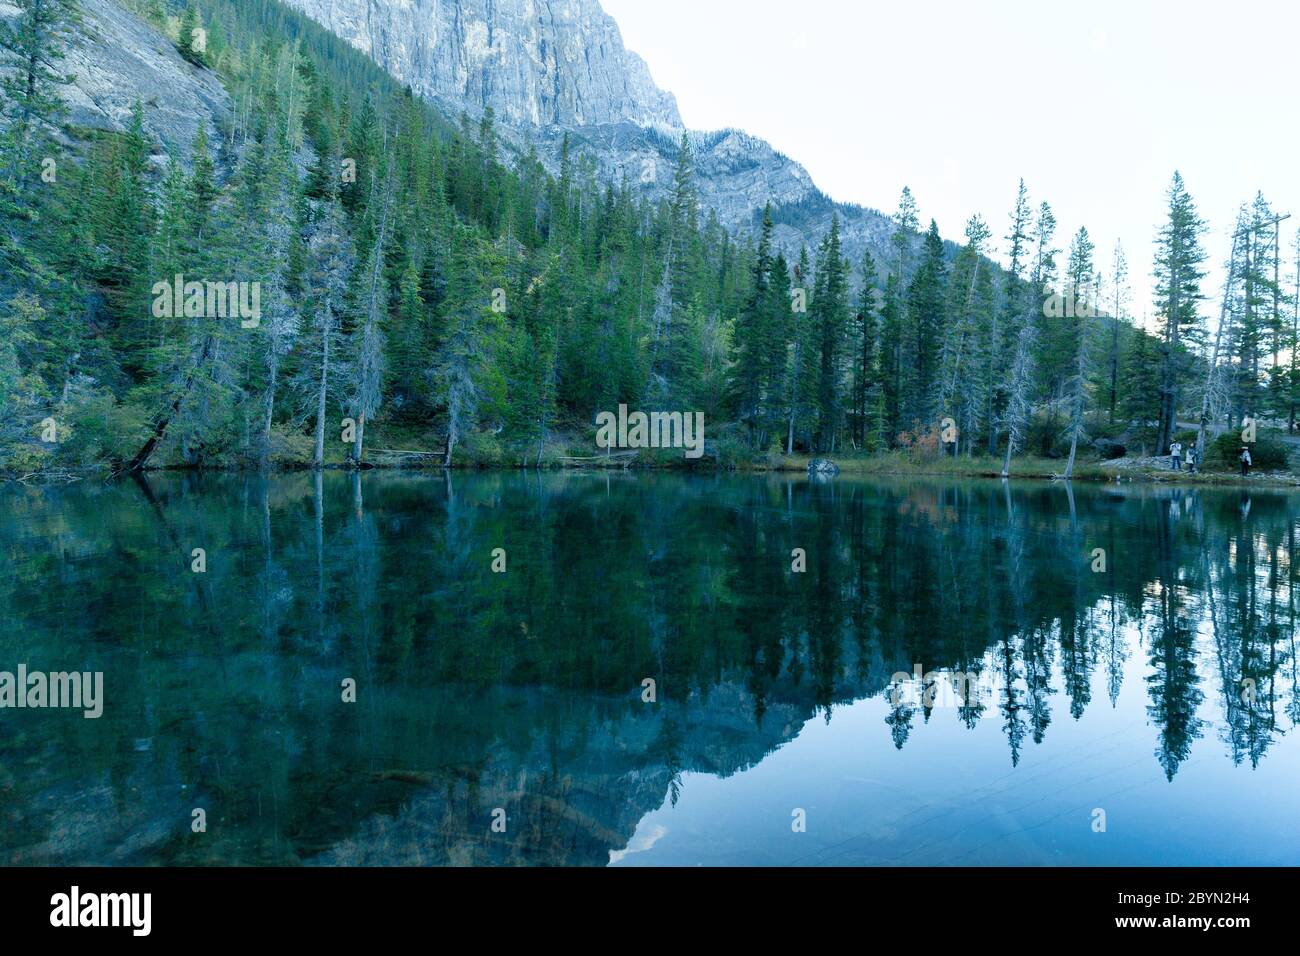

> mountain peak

[{"left": 283, "top": 0, "right": 900, "bottom": 266}]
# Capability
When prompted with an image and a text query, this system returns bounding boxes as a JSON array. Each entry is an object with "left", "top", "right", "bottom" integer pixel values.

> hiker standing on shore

[
  {"left": 1170, "top": 441, "right": 1183, "bottom": 471},
  {"left": 1240, "top": 446, "right": 1252, "bottom": 477},
  {"left": 1187, "top": 441, "right": 1198, "bottom": 474}
]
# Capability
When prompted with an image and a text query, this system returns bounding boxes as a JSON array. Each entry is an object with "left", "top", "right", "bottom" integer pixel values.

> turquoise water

[{"left": 1, "top": 472, "right": 1296, "bottom": 865}]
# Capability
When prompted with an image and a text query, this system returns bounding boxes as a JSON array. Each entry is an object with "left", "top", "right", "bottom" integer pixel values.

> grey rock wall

[
  {"left": 0, "top": 0, "right": 229, "bottom": 162},
  {"left": 282, "top": 0, "right": 902, "bottom": 268}
]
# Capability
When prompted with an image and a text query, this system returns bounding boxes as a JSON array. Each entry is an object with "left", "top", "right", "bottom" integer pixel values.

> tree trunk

[
  {"left": 1196, "top": 230, "right": 1242, "bottom": 461},
  {"left": 263, "top": 356, "right": 278, "bottom": 456},
  {"left": 1290, "top": 247, "right": 1299, "bottom": 433},
  {"left": 352, "top": 411, "right": 366, "bottom": 463},
  {"left": 127, "top": 335, "right": 214, "bottom": 472},
  {"left": 786, "top": 341, "right": 801, "bottom": 455},
  {"left": 1065, "top": 419, "right": 1080, "bottom": 479},
  {"left": 1108, "top": 316, "right": 1119, "bottom": 422},
  {"left": 313, "top": 320, "right": 331, "bottom": 468},
  {"left": 1064, "top": 322, "right": 1088, "bottom": 480},
  {"left": 1157, "top": 263, "right": 1181, "bottom": 455}
]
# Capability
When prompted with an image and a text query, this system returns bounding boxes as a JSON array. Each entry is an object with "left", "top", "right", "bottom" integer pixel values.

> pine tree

[
  {"left": 343, "top": 97, "right": 380, "bottom": 220},
  {"left": 763, "top": 251, "right": 793, "bottom": 447},
  {"left": 784, "top": 247, "right": 816, "bottom": 453},
  {"left": 256, "top": 188, "right": 301, "bottom": 453},
  {"left": 189, "top": 124, "right": 218, "bottom": 237},
  {"left": 1103, "top": 242, "right": 1129, "bottom": 422},
  {"left": 940, "top": 214, "right": 993, "bottom": 455},
  {"left": 98, "top": 106, "right": 159, "bottom": 381},
  {"left": 881, "top": 187, "right": 920, "bottom": 445},
  {"left": 0, "top": 292, "right": 48, "bottom": 456},
  {"left": 430, "top": 226, "right": 489, "bottom": 466},
  {"left": 1122, "top": 322, "right": 1162, "bottom": 449},
  {"left": 514, "top": 253, "right": 560, "bottom": 461},
  {"left": 298, "top": 199, "right": 355, "bottom": 468},
  {"left": 989, "top": 179, "right": 1032, "bottom": 454},
  {"left": 653, "top": 132, "right": 702, "bottom": 397},
  {"left": 813, "top": 215, "right": 850, "bottom": 451},
  {"left": 905, "top": 220, "right": 947, "bottom": 430},
  {"left": 733, "top": 204, "right": 775, "bottom": 441},
  {"left": 891, "top": 186, "right": 920, "bottom": 279},
  {"left": 1233, "top": 193, "right": 1282, "bottom": 425},
  {"left": 852, "top": 249, "right": 881, "bottom": 448},
  {"left": 1152, "top": 171, "right": 1206, "bottom": 453},
  {"left": 1289, "top": 231, "right": 1300, "bottom": 432},
  {"left": 879, "top": 271, "right": 904, "bottom": 445},
  {"left": 346, "top": 175, "right": 393, "bottom": 463},
  {"left": 1001, "top": 201, "right": 1055, "bottom": 475},
  {"left": 177, "top": 5, "right": 207, "bottom": 67},
  {"left": 0, "top": 0, "right": 80, "bottom": 170},
  {"left": 1063, "top": 227, "right": 1096, "bottom": 478},
  {"left": 0, "top": 0, "right": 81, "bottom": 287}
]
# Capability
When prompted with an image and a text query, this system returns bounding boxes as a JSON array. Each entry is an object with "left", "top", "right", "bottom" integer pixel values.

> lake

[{"left": 1, "top": 471, "right": 1297, "bottom": 866}]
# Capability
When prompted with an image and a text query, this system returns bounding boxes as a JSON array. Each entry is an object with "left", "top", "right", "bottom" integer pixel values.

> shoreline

[{"left": 6, "top": 458, "right": 1300, "bottom": 490}]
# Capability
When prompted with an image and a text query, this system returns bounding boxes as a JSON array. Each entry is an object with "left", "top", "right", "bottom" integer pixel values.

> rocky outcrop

[
  {"left": 0, "top": 0, "right": 229, "bottom": 160},
  {"left": 281, "top": 0, "right": 903, "bottom": 268},
  {"left": 283, "top": 0, "right": 681, "bottom": 131},
  {"left": 532, "top": 121, "right": 900, "bottom": 265}
]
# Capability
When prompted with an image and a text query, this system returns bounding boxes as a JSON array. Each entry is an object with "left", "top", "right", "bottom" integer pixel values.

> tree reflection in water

[{"left": 0, "top": 473, "right": 1294, "bottom": 864}]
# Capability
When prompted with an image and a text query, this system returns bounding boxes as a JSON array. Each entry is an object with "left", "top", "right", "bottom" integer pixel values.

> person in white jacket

[{"left": 1240, "top": 447, "right": 1252, "bottom": 477}]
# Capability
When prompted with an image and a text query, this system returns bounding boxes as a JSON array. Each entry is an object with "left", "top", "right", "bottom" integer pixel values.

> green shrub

[
  {"left": 267, "top": 426, "right": 314, "bottom": 467},
  {"left": 63, "top": 390, "right": 150, "bottom": 467},
  {"left": 1122, "top": 424, "right": 1159, "bottom": 458},
  {"left": 460, "top": 429, "right": 506, "bottom": 468},
  {"left": 0, "top": 444, "right": 54, "bottom": 475},
  {"left": 1208, "top": 430, "right": 1291, "bottom": 470},
  {"left": 1087, "top": 415, "right": 1126, "bottom": 441},
  {"left": 712, "top": 434, "right": 748, "bottom": 470},
  {"left": 1027, "top": 411, "right": 1072, "bottom": 458}
]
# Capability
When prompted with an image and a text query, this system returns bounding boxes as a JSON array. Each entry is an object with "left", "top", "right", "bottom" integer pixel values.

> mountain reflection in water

[{"left": 1, "top": 472, "right": 1296, "bottom": 866}]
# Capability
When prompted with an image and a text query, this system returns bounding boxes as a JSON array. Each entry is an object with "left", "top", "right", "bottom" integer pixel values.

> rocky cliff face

[
  {"left": 0, "top": 0, "right": 228, "bottom": 161},
  {"left": 285, "top": 0, "right": 681, "bottom": 131},
  {"left": 282, "top": 0, "right": 899, "bottom": 265}
]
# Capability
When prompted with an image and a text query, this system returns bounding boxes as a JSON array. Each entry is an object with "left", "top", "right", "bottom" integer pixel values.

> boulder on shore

[
  {"left": 808, "top": 458, "right": 840, "bottom": 478},
  {"left": 1093, "top": 438, "right": 1127, "bottom": 460}
]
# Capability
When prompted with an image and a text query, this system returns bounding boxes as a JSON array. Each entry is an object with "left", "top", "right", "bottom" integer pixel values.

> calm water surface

[{"left": 1, "top": 472, "right": 1297, "bottom": 865}]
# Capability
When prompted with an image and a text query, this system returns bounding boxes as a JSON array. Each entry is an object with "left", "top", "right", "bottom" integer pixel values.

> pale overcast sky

[{"left": 602, "top": 0, "right": 1299, "bottom": 324}]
